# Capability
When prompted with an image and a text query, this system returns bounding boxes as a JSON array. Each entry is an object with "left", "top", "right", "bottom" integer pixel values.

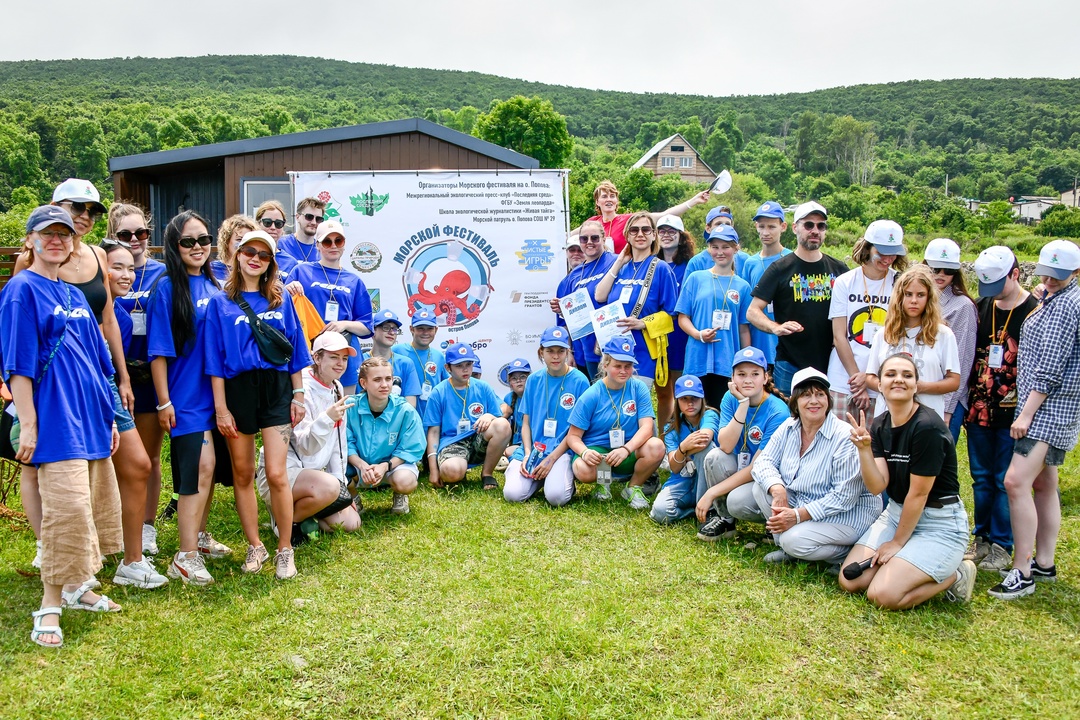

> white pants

[{"left": 503, "top": 454, "right": 574, "bottom": 507}]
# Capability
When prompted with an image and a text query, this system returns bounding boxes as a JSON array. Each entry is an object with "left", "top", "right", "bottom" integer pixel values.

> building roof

[
  {"left": 631, "top": 133, "right": 715, "bottom": 174},
  {"left": 109, "top": 117, "right": 539, "bottom": 172}
]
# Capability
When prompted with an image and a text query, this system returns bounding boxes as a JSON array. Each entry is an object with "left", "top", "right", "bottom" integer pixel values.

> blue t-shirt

[
  {"left": 422, "top": 378, "right": 503, "bottom": 450},
  {"left": 115, "top": 301, "right": 133, "bottom": 356},
  {"left": 686, "top": 249, "right": 749, "bottom": 277},
  {"left": 556, "top": 252, "right": 617, "bottom": 364},
  {"left": 740, "top": 249, "right": 792, "bottom": 364},
  {"left": 663, "top": 408, "right": 721, "bottom": 453},
  {"left": 666, "top": 260, "right": 690, "bottom": 371},
  {"left": 360, "top": 351, "right": 422, "bottom": 400},
  {"left": 608, "top": 257, "right": 678, "bottom": 377},
  {"left": 147, "top": 274, "right": 221, "bottom": 436},
  {"left": 568, "top": 377, "right": 655, "bottom": 448},
  {"left": 277, "top": 234, "right": 320, "bottom": 266},
  {"left": 503, "top": 391, "right": 526, "bottom": 445},
  {"left": 392, "top": 342, "right": 448, "bottom": 419},
  {"left": 345, "top": 393, "right": 426, "bottom": 464},
  {"left": 718, "top": 391, "right": 790, "bottom": 456},
  {"left": 115, "top": 259, "right": 167, "bottom": 363},
  {"left": 520, "top": 367, "right": 591, "bottom": 448},
  {"left": 209, "top": 259, "right": 229, "bottom": 283},
  {"left": 286, "top": 263, "right": 373, "bottom": 334},
  {"left": 275, "top": 252, "right": 298, "bottom": 278},
  {"left": 675, "top": 271, "right": 752, "bottom": 377},
  {"left": 203, "top": 291, "right": 312, "bottom": 378},
  {"left": 0, "top": 270, "right": 114, "bottom": 463}
]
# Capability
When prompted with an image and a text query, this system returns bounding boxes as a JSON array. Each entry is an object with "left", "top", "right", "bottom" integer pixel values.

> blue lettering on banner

[{"left": 516, "top": 239, "right": 554, "bottom": 272}]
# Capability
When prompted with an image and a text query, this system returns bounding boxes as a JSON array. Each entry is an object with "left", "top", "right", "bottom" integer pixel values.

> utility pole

[{"left": 945, "top": 173, "right": 949, "bottom": 197}]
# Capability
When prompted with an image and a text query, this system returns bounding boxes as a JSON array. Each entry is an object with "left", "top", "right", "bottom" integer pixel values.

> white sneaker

[
  {"left": 274, "top": 548, "right": 297, "bottom": 580},
  {"left": 113, "top": 557, "right": 169, "bottom": 589},
  {"left": 141, "top": 524, "right": 159, "bottom": 555},
  {"left": 167, "top": 551, "right": 214, "bottom": 586},
  {"left": 494, "top": 456, "right": 509, "bottom": 472},
  {"left": 390, "top": 492, "right": 410, "bottom": 515},
  {"left": 198, "top": 531, "right": 232, "bottom": 559},
  {"left": 32, "top": 540, "right": 42, "bottom": 569}
]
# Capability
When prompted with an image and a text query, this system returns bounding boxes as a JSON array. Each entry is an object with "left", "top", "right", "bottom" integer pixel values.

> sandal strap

[{"left": 32, "top": 606, "right": 63, "bottom": 618}]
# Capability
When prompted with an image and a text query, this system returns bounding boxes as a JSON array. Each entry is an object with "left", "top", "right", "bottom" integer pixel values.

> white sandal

[
  {"left": 31, "top": 606, "right": 63, "bottom": 648},
  {"left": 61, "top": 581, "right": 121, "bottom": 613}
]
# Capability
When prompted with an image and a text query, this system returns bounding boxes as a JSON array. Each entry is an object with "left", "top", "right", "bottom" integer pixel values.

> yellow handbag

[{"left": 642, "top": 311, "right": 674, "bottom": 387}]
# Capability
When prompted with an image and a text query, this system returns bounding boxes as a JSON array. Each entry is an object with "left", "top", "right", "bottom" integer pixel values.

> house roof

[
  {"left": 109, "top": 117, "right": 539, "bottom": 172},
  {"left": 631, "top": 133, "right": 715, "bottom": 175}
]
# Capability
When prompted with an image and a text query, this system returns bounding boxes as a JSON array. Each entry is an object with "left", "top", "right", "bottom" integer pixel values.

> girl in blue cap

[
  {"left": 650, "top": 375, "right": 721, "bottom": 525},
  {"left": 503, "top": 329, "right": 590, "bottom": 506},
  {"left": 498, "top": 357, "right": 532, "bottom": 466},
  {"left": 566, "top": 335, "right": 665, "bottom": 509}
]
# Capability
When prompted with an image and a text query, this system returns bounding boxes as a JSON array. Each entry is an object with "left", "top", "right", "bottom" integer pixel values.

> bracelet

[
  {"left": 795, "top": 509, "right": 803, "bottom": 524},
  {"left": 697, "top": 330, "right": 704, "bottom": 342},
  {"left": 291, "top": 399, "right": 305, "bottom": 407},
  {"left": 427, "top": 452, "right": 437, "bottom": 457},
  {"left": 733, "top": 417, "right": 745, "bottom": 425},
  {"left": 292, "top": 388, "right": 305, "bottom": 395},
  {"left": 673, "top": 449, "right": 686, "bottom": 463},
  {"left": 156, "top": 401, "right": 172, "bottom": 411}
]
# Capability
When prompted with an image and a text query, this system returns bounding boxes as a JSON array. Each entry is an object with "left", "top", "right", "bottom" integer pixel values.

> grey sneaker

[
  {"left": 167, "top": 551, "right": 213, "bottom": 586},
  {"left": 594, "top": 483, "right": 612, "bottom": 501},
  {"left": 945, "top": 559, "right": 977, "bottom": 603},
  {"left": 274, "top": 547, "right": 297, "bottom": 580},
  {"left": 764, "top": 549, "right": 794, "bottom": 564},
  {"left": 114, "top": 557, "right": 169, "bottom": 589},
  {"left": 198, "top": 531, "right": 232, "bottom": 559},
  {"left": 390, "top": 492, "right": 410, "bottom": 515},
  {"left": 964, "top": 535, "right": 989, "bottom": 564},
  {"left": 141, "top": 523, "right": 159, "bottom": 556},
  {"left": 978, "top": 543, "right": 1012, "bottom": 572},
  {"left": 622, "top": 485, "right": 650, "bottom": 510},
  {"left": 242, "top": 544, "right": 269, "bottom": 574}
]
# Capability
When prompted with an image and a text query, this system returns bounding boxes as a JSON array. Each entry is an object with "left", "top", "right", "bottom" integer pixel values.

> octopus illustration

[{"left": 406, "top": 269, "right": 493, "bottom": 325}]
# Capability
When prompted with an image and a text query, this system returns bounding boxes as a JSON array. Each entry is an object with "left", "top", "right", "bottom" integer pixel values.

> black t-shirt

[
  {"left": 871, "top": 404, "right": 959, "bottom": 504},
  {"left": 966, "top": 294, "right": 1038, "bottom": 428},
  {"left": 752, "top": 252, "right": 849, "bottom": 370}
]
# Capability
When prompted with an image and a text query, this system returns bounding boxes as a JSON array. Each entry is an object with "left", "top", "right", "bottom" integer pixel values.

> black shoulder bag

[{"left": 236, "top": 297, "right": 293, "bottom": 367}]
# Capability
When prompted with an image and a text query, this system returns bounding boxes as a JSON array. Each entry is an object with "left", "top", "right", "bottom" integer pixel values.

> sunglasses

[
  {"left": 579, "top": 234, "right": 602, "bottom": 244},
  {"left": 36, "top": 229, "right": 75, "bottom": 241},
  {"left": 260, "top": 218, "right": 286, "bottom": 229},
  {"left": 801, "top": 221, "right": 828, "bottom": 231},
  {"left": 931, "top": 267, "right": 958, "bottom": 277},
  {"left": 302, "top": 213, "right": 325, "bottom": 223},
  {"left": 178, "top": 235, "right": 213, "bottom": 248},
  {"left": 238, "top": 245, "right": 273, "bottom": 261},
  {"left": 626, "top": 226, "right": 654, "bottom": 236},
  {"left": 59, "top": 201, "right": 102, "bottom": 220},
  {"left": 319, "top": 237, "right": 346, "bottom": 248},
  {"left": 116, "top": 228, "right": 150, "bottom": 243},
  {"left": 102, "top": 237, "right": 131, "bottom": 249}
]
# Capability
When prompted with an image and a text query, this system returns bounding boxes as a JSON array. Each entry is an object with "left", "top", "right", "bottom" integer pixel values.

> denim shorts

[
  {"left": 1013, "top": 436, "right": 1066, "bottom": 467},
  {"left": 108, "top": 375, "right": 136, "bottom": 433},
  {"left": 856, "top": 500, "right": 968, "bottom": 583}
]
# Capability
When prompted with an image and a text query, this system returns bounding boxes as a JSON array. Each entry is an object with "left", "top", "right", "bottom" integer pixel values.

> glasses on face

[
  {"left": 657, "top": 228, "right": 679, "bottom": 236},
  {"left": 626, "top": 226, "right": 654, "bottom": 237},
  {"left": 579, "top": 234, "right": 602, "bottom": 244},
  {"left": 377, "top": 324, "right": 401, "bottom": 335},
  {"left": 302, "top": 213, "right": 324, "bottom": 224},
  {"left": 115, "top": 228, "right": 150, "bottom": 244},
  {"left": 36, "top": 229, "right": 74, "bottom": 241},
  {"left": 238, "top": 246, "right": 273, "bottom": 261},
  {"left": 59, "top": 201, "right": 102, "bottom": 220},
  {"left": 260, "top": 218, "right": 286, "bottom": 229},
  {"left": 319, "top": 237, "right": 346, "bottom": 248},
  {"left": 931, "top": 267, "right": 958, "bottom": 277},
  {"left": 178, "top": 234, "right": 213, "bottom": 249},
  {"left": 801, "top": 221, "right": 827, "bottom": 231}
]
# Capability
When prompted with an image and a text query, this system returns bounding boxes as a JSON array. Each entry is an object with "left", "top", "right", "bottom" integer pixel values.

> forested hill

[{"left": 1, "top": 55, "right": 1078, "bottom": 152}]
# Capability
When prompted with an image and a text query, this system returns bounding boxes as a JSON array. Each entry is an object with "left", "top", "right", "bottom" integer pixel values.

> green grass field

[{"left": 0, "top": 434, "right": 1077, "bottom": 719}]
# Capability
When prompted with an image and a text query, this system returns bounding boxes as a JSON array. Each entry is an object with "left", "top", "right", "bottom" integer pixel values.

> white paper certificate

[
  {"left": 558, "top": 289, "right": 596, "bottom": 340},
  {"left": 590, "top": 302, "right": 627, "bottom": 350}
]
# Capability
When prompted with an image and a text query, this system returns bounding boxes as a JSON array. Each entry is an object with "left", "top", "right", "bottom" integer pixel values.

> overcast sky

[{"left": 3, "top": 0, "right": 1078, "bottom": 96}]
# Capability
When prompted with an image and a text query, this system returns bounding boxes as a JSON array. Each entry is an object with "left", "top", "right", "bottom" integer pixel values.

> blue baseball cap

[
  {"left": 706, "top": 225, "right": 740, "bottom": 245},
  {"left": 499, "top": 358, "right": 532, "bottom": 385},
  {"left": 540, "top": 326, "right": 571, "bottom": 349},
  {"left": 753, "top": 201, "right": 786, "bottom": 222},
  {"left": 26, "top": 205, "right": 76, "bottom": 234},
  {"left": 674, "top": 374, "right": 705, "bottom": 399},
  {"left": 472, "top": 357, "right": 483, "bottom": 374},
  {"left": 705, "top": 207, "right": 734, "bottom": 226},
  {"left": 602, "top": 335, "right": 638, "bottom": 364},
  {"left": 732, "top": 346, "right": 768, "bottom": 370},
  {"left": 373, "top": 309, "right": 402, "bottom": 328},
  {"left": 447, "top": 344, "right": 478, "bottom": 365},
  {"left": 411, "top": 310, "right": 438, "bottom": 328}
]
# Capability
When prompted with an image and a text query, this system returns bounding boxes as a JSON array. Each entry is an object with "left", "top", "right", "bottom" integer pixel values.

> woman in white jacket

[{"left": 257, "top": 332, "right": 362, "bottom": 542}]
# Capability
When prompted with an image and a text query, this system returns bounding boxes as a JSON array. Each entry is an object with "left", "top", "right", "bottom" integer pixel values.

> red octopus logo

[{"left": 403, "top": 241, "right": 495, "bottom": 328}]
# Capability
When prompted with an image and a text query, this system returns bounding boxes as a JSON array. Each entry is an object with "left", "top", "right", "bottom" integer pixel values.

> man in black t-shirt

[
  {"left": 964, "top": 247, "right": 1038, "bottom": 571},
  {"left": 748, "top": 201, "right": 848, "bottom": 395}
]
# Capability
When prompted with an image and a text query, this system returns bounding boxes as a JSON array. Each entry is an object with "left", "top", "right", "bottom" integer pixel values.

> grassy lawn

[{"left": 0, "top": 434, "right": 1077, "bottom": 719}]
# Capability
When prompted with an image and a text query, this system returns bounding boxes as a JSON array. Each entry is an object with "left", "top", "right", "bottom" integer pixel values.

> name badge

[
  {"left": 543, "top": 418, "right": 558, "bottom": 437},
  {"left": 737, "top": 452, "right": 751, "bottom": 470},
  {"left": 131, "top": 311, "right": 147, "bottom": 336},
  {"left": 609, "top": 428, "right": 625, "bottom": 448},
  {"left": 420, "top": 383, "right": 432, "bottom": 401},
  {"left": 681, "top": 459, "right": 696, "bottom": 477},
  {"left": 863, "top": 322, "right": 881, "bottom": 344},
  {"left": 457, "top": 417, "right": 472, "bottom": 434},
  {"left": 324, "top": 300, "right": 340, "bottom": 323},
  {"left": 618, "top": 285, "right": 633, "bottom": 305},
  {"left": 712, "top": 310, "right": 732, "bottom": 331},
  {"left": 766, "top": 302, "right": 774, "bottom": 315},
  {"left": 596, "top": 461, "right": 612, "bottom": 484},
  {"left": 988, "top": 344, "right": 1004, "bottom": 369}
]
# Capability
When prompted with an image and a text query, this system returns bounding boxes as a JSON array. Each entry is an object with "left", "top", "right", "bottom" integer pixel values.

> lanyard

[
  {"left": 543, "top": 369, "right": 568, "bottom": 419},
  {"left": 710, "top": 270, "right": 735, "bottom": 312},
  {"left": 991, "top": 288, "right": 1023, "bottom": 344},
  {"left": 132, "top": 263, "right": 150, "bottom": 313},
  {"left": 298, "top": 238, "right": 316, "bottom": 263},
  {"left": 410, "top": 346, "right": 433, "bottom": 383},
  {"left": 319, "top": 262, "right": 344, "bottom": 304},
  {"left": 860, "top": 267, "right": 889, "bottom": 312},
  {"left": 450, "top": 381, "right": 471, "bottom": 419},
  {"left": 573, "top": 257, "right": 604, "bottom": 289},
  {"left": 740, "top": 401, "right": 764, "bottom": 453},
  {"left": 603, "top": 381, "right": 627, "bottom": 430}
]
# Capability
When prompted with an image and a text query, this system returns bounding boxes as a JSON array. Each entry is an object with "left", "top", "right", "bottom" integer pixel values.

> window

[
  {"left": 661, "top": 157, "right": 675, "bottom": 168},
  {"left": 242, "top": 178, "right": 292, "bottom": 224},
  {"left": 680, "top": 157, "right": 694, "bottom": 168},
  {"left": 670, "top": 145, "right": 685, "bottom": 152}
]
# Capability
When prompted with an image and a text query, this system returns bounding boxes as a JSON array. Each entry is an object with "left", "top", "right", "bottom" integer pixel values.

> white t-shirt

[
  {"left": 826, "top": 267, "right": 896, "bottom": 394},
  {"left": 866, "top": 324, "right": 960, "bottom": 419}
]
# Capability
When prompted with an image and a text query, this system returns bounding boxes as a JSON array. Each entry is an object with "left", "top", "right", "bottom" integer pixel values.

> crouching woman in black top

[{"left": 840, "top": 353, "right": 976, "bottom": 609}]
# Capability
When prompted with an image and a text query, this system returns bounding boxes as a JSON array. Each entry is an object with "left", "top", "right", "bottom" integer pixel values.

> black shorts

[
  {"left": 170, "top": 431, "right": 209, "bottom": 495},
  {"left": 224, "top": 369, "right": 292, "bottom": 436},
  {"left": 211, "top": 427, "right": 233, "bottom": 486}
]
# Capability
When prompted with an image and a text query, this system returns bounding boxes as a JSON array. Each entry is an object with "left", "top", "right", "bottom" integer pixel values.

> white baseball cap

[
  {"left": 565, "top": 235, "right": 582, "bottom": 250},
  {"left": 656, "top": 214, "right": 684, "bottom": 232},
  {"left": 314, "top": 220, "right": 346, "bottom": 245},
  {"left": 238, "top": 230, "right": 277, "bottom": 255},
  {"left": 973, "top": 246, "right": 1015, "bottom": 298},
  {"left": 791, "top": 367, "right": 830, "bottom": 392},
  {"left": 924, "top": 238, "right": 961, "bottom": 270},
  {"left": 52, "top": 178, "right": 106, "bottom": 214},
  {"left": 312, "top": 331, "right": 357, "bottom": 356},
  {"left": 793, "top": 201, "right": 827, "bottom": 224},
  {"left": 1034, "top": 239, "right": 1080, "bottom": 280},
  {"left": 864, "top": 219, "right": 906, "bottom": 256}
]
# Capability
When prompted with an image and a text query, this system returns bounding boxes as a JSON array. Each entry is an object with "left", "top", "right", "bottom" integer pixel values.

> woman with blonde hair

[
  {"left": 212, "top": 214, "right": 257, "bottom": 282},
  {"left": 865, "top": 265, "right": 961, "bottom": 420},
  {"left": 255, "top": 200, "right": 296, "bottom": 276}
]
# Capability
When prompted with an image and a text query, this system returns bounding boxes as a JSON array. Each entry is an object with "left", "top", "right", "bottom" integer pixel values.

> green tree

[
  {"left": 676, "top": 117, "right": 704, "bottom": 150},
  {"left": 979, "top": 200, "right": 1015, "bottom": 237},
  {"left": 0, "top": 121, "right": 49, "bottom": 210},
  {"left": 702, "top": 127, "right": 736, "bottom": 174},
  {"left": 1037, "top": 206, "right": 1080, "bottom": 237},
  {"left": 474, "top": 96, "right": 573, "bottom": 168}
]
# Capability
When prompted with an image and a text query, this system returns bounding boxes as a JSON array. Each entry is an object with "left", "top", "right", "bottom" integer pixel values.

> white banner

[{"left": 291, "top": 170, "right": 569, "bottom": 390}]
